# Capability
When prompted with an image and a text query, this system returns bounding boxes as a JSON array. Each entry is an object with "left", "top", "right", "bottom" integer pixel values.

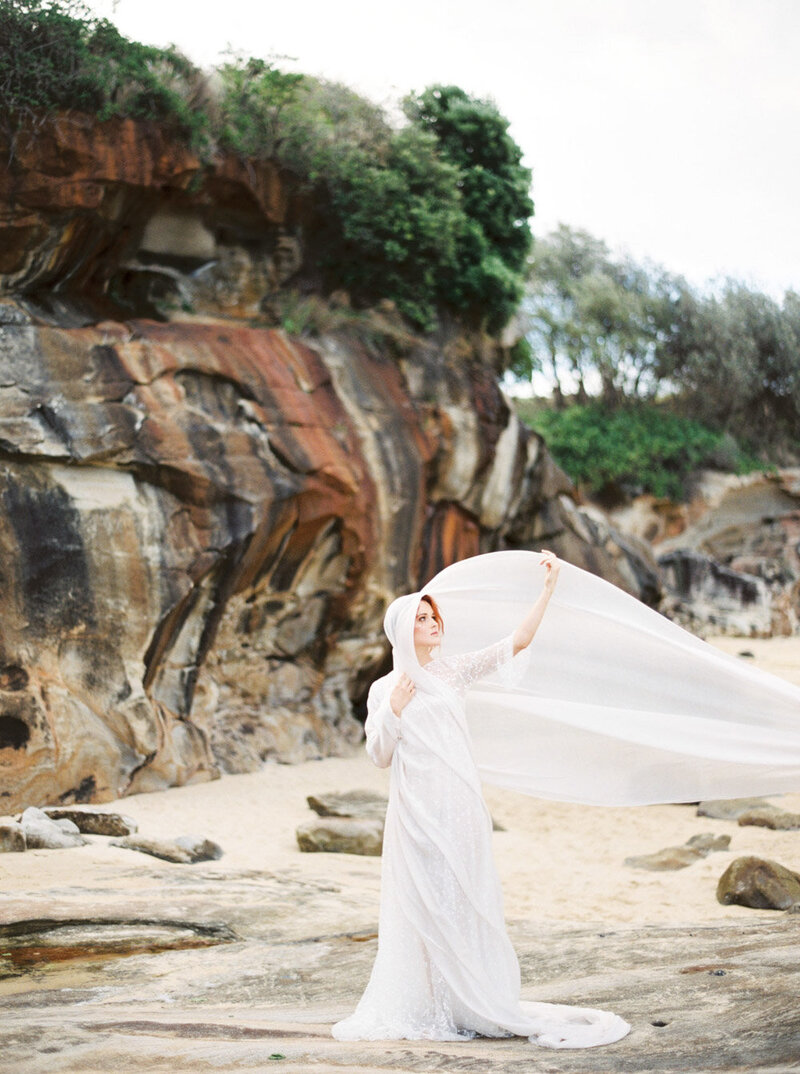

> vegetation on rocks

[
  {"left": 515, "top": 226, "right": 800, "bottom": 468},
  {"left": 519, "top": 401, "right": 761, "bottom": 501},
  {"left": 0, "top": 0, "right": 209, "bottom": 148},
  {"left": 1, "top": 0, "right": 532, "bottom": 334}
]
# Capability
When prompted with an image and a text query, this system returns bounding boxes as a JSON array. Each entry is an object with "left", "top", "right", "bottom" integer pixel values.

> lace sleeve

[{"left": 434, "top": 635, "right": 528, "bottom": 694}]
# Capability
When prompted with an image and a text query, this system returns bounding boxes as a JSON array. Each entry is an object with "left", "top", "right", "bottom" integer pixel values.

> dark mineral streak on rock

[{"left": 2, "top": 476, "right": 95, "bottom": 635}]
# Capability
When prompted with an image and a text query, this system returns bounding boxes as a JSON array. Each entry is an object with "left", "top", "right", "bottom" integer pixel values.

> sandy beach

[{"left": 2, "top": 634, "right": 800, "bottom": 1073}]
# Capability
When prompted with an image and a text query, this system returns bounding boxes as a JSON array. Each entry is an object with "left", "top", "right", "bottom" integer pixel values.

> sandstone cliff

[{"left": 0, "top": 115, "right": 653, "bottom": 812}]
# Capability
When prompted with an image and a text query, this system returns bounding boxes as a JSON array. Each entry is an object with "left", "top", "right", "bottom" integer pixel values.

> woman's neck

[{"left": 415, "top": 645, "right": 434, "bottom": 666}]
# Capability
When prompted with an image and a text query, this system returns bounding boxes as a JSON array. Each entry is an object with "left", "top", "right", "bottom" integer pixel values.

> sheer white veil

[{"left": 404, "top": 549, "right": 800, "bottom": 806}]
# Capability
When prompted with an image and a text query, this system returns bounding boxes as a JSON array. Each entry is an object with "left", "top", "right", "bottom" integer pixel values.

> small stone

[
  {"left": 20, "top": 807, "right": 86, "bottom": 849},
  {"left": 296, "top": 817, "right": 383, "bottom": 856},
  {"left": 737, "top": 807, "right": 800, "bottom": 831},
  {"left": 697, "top": 798, "right": 771, "bottom": 821},
  {"left": 686, "top": 833, "right": 731, "bottom": 853},
  {"left": 625, "top": 846, "right": 705, "bottom": 871},
  {"left": 717, "top": 856, "right": 800, "bottom": 910},
  {"left": 0, "top": 820, "right": 26, "bottom": 853},
  {"left": 625, "top": 833, "right": 730, "bottom": 871},
  {"left": 111, "top": 835, "right": 223, "bottom": 864},
  {"left": 42, "top": 807, "right": 138, "bottom": 837}
]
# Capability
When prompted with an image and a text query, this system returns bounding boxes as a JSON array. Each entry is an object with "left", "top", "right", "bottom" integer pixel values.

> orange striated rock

[
  {"left": 1, "top": 307, "right": 657, "bottom": 810},
  {"left": 0, "top": 113, "right": 286, "bottom": 298}
]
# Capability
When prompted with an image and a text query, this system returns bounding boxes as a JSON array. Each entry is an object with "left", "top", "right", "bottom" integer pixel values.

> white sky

[{"left": 87, "top": 0, "right": 800, "bottom": 300}]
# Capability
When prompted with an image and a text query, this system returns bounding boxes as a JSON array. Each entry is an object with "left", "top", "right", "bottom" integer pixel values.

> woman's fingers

[{"left": 399, "top": 673, "right": 415, "bottom": 693}]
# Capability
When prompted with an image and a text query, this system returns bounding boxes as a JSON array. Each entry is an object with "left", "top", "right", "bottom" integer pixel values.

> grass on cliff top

[
  {"left": 516, "top": 400, "right": 766, "bottom": 502},
  {"left": 0, "top": 0, "right": 209, "bottom": 145}
]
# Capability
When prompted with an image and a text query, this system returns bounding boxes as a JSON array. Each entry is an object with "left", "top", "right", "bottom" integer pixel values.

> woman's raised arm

[{"left": 512, "top": 550, "right": 560, "bottom": 655}]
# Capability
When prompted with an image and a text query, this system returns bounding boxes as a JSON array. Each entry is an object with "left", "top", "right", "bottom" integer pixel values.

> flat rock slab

[
  {"left": 696, "top": 797, "right": 770, "bottom": 820},
  {"left": 42, "top": 807, "right": 138, "bottom": 836},
  {"left": 1, "top": 915, "right": 799, "bottom": 1073},
  {"left": 0, "top": 917, "right": 236, "bottom": 977},
  {"left": 737, "top": 806, "right": 800, "bottom": 830},
  {"left": 307, "top": 790, "right": 388, "bottom": 821},
  {"left": 624, "top": 833, "right": 730, "bottom": 871},
  {"left": 110, "top": 835, "right": 223, "bottom": 863}
]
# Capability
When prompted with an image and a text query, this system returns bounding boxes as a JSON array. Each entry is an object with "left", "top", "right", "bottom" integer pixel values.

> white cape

[{"left": 425, "top": 550, "right": 800, "bottom": 806}]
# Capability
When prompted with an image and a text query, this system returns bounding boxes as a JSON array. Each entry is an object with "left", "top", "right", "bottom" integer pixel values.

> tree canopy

[{"left": 515, "top": 225, "right": 800, "bottom": 460}]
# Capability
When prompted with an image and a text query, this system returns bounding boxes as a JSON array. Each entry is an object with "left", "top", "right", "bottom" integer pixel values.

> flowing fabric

[
  {"left": 425, "top": 550, "right": 800, "bottom": 805},
  {"left": 332, "top": 549, "right": 800, "bottom": 1049}
]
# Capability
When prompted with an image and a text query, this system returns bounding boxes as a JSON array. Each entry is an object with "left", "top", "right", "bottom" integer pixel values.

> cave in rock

[{"left": 0, "top": 716, "right": 30, "bottom": 750}]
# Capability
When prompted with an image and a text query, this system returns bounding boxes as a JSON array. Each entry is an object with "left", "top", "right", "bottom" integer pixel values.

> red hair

[{"left": 420, "top": 594, "right": 444, "bottom": 633}]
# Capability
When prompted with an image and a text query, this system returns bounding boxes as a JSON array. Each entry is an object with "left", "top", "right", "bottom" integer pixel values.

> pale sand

[{"left": 2, "top": 635, "right": 799, "bottom": 930}]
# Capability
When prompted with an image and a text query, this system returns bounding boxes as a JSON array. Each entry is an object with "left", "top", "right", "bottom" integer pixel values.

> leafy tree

[
  {"left": 657, "top": 281, "right": 800, "bottom": 452},
  {"left": 517, "top": 226, "right": 614, "bottom": 404},
  {"left": 519, "top": 226, "right": 800, "bottom": 460},
  {"left": 517, "top": 226, "right": 677, "bottom": 408},
  {"left": 217, "top": 54, "right": 305, "bottom": 160},
  {"left": 404, "top": 84, "right": 533, "bottom": 332},
  {"left": 273, "top": 75, "right": 392, "bottom": 181}
]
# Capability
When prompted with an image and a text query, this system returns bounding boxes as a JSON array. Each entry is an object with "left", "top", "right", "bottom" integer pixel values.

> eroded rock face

[
  {"left": 0, "top": 114, "right": 287, "bottom": 307},
  {"left": 616, "top": 471, "right": 800, "bottom": 637},
  {"left": 0, "top": 116, "right": 662, "bottom": 812},
  {"left": 2, "top": 313, "right": 644, "bottom": 811}
]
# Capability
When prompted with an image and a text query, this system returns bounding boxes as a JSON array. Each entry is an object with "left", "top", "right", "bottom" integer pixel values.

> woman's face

[{"left": 413, "top": 601, "right": 440, "bottom": 651}]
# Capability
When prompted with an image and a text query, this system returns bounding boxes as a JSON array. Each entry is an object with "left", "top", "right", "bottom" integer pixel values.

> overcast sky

[{"left": 87, "top": 0, "right": 800, "bottom": 299}]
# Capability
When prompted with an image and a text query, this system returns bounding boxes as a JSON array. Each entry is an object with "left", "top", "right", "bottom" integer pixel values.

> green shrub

[
  {"left": 217, "top": 54, "right": 305, "bottom": 160},
  {"left": 0, "top": 0, "right": 208, "bottom": 148},
  {"left": 315, "top": 127, "right": 466, "bottom": 330},
  {"left": 523, "top": 403, "right": 761, "bottom": 500}
]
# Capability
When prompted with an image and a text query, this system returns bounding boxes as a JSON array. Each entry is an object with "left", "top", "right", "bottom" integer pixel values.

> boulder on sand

[
  {"left": 717, "top": 856, "right": 800, "bottom": 910},
  {"left": 296, "top": 817, "right": 383, "bottom": 856}
]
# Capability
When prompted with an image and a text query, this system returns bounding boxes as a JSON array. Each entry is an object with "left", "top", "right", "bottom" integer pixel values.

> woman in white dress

[
  {"left": 333, "top": 545, "right": 800, "bottom": 1048},
  {"left": 332, "top": 550, "right": 631, "bottom": 1049}
]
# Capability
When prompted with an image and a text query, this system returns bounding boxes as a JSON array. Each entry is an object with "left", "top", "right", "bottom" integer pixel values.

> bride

[
  {"left": 332, "top": 547, "right": 800, "bottom": 1049},
  {"left": 332, "top": 550, "right": 629, "bottom": 1048}
]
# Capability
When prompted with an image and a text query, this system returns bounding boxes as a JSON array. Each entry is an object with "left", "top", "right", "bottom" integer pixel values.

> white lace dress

[{"left": 332, "top": 637, "right": 629, "bottom": 1049}]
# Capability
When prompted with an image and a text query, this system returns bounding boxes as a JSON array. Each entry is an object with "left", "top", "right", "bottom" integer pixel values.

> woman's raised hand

[
  {"left": 390, "top": 673, "right": 416, "bottom": 717},
  {"left": 540, "top": 549, "right": 560, "bottom": 592}
]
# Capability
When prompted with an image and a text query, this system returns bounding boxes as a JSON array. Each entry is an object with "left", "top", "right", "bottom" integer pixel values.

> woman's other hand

[{"left": 390, "top": 673, "right": 416, "bottom": 717}]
